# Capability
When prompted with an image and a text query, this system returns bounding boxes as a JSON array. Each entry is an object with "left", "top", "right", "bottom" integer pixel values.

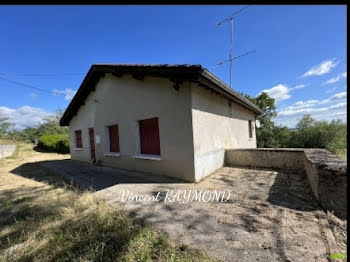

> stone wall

[
  {"left": 225, "top": 148, "right": 347, "bottom": 219},
  {"left": 304, "top": 149, "right": 347, "bottom": 219},
  {"left": 0, "top": 144, "right": 16, "bottom": 159}
]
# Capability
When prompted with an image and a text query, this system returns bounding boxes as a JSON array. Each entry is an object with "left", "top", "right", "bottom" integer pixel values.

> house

[{"left": 60, "top": 64, "right": 262, "bottom": 182}]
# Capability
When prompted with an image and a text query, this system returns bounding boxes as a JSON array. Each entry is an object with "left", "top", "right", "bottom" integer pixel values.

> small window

[
  {"left": 75, "top": 130, "right": 82, "bottom": 148},
  {"left": 139, "top": 117, "right": 161, "bottom": 155},
  {"left": 108, "top": 125, "right": 120, "bottom": 153},
  {"left": 248, "top": 120, "right": 253, "bottom": 139}
]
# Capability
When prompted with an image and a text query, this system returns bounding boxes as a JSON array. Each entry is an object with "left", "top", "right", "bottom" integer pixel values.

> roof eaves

[
  {"left": 60, "top": 64, "right": 262, "bottom": 126},
  {"left": 60, "top": 65, "right": 99, "bottom": 126},
  {"left": 200, "top": 68, "right": 263, "bottom": 115}
]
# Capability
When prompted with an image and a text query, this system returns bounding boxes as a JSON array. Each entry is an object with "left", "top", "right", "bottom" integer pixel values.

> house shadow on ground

[
  {"left": 32, "top": 145, "right": 69, "bottom": 154},
  {"left": 10, "top": 159, "right": 184, "bottom": 192}
]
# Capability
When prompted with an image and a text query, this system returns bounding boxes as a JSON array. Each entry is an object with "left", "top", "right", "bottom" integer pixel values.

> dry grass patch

[{"left": 0, "top": 142, "right": 216, "bottom": 262}]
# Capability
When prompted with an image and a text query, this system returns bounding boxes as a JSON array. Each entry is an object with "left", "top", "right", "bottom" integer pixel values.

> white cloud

[
  {"left": 259, "top": 84, "right": 291, "bottom": 102},
  {"left": 278, "top": 101, "right": 346, "bottom": 117},
  {"left": 275, "top": 91, "right": 347, "bottom": 127},
  {"left": 52, "top": 88, "right": 77, "bottom": 100},
  {"left": 320, "top": 91, "right": 347, "bottom": 104},
  {"left": 326, "top": 86, "right": 338, "bottom": 94},
  {"left": 284, "top": 99, "right": 319, "bottom": 110},
  {"left": 330, "top": 91, "right": 346, "bottom": 100},
  {"left": 301, "top": 59, "right": 338, "bottom": 78},
  {"left": 0, "top": 106, "right": 51, "bottom": 130},
  {"left": 323, "top": 72, "right": 347, "bottom": 85},
  {"left": 275, "top": 102, "right": 346, "bottom": 127},
  {"left": 291, "top": 84, "right": 306, "bottom": 90},
  {"left": 258, "top": 83, "right": 307, "bottom": 103}
]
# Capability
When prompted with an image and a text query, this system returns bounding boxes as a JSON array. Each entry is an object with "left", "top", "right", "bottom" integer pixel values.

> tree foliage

[
  {"left": 36, "top": 109, "right": 68, "bottom": 137},
  {"left": 243, "top": 92, "right": 281, "bottom": 147},
  {"left": 38, "top": 133, "right": 70, "bottom": 154},
  {"left": 0, "top": 114, "right": 14, "bottom": 137},
  {"left": 0, "top": 110, "right": 70, "bottom": 153},
  {"left": 288, "top": 115, "right": 347, "bottom": 155},
  {"left": 242, "top": 92, "right": 346, "bottom": 158}
]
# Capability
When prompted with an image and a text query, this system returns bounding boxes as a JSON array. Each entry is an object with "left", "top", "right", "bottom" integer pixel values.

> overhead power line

[
  {"left": 0, "top": 76, "right": 66, "bottom": 97},
  {"left": 0, "top": 73, "right": 83, "bottom": 77}
]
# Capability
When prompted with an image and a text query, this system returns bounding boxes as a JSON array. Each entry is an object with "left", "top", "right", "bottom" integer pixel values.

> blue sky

[{"left": 0, "top": 5, "right": 347, "bottom": 129}]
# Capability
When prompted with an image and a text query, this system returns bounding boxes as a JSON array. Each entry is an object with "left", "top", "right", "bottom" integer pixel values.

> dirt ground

[
  {"left": 0, "top": 143, "right": 216, "bottom": 261},
  {"left": 96, "top": 167, "right": 346, "bottom": 262},
  {"left": 0, "top": 143, "right": 70, "bottom": 226},
  {"left": 1, "top": 143, "right": 347, "bottom": 262}
]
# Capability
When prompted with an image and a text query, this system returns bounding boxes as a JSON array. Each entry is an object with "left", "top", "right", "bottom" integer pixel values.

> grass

[
  {"left": 335, "top": 149, "right": 347, "bottom": 161},
  {"left": 0, "top": 142, "right": 216, "bottom": 262},
  {"left": 3, "top": 144, "right": 20, "bottom": 160}
]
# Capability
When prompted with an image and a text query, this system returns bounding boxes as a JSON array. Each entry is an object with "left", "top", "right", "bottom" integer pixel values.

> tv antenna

[{"left": 217, "top": 5, "right": 256, "bottom": 88}]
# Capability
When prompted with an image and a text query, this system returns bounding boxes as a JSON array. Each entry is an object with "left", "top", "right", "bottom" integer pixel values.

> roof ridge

[{"left": 92, "top": 63, "right": 202, "bottom": 67}]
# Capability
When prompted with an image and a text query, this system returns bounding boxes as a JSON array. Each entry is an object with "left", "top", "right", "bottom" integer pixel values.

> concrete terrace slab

[{"left": 40, "top": 160, "right": 333, "bottom": 262}]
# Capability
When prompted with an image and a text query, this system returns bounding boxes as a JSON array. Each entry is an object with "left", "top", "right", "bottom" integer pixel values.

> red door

[{"left": 88, "top": 128, "right": 96, "bottom": 162}]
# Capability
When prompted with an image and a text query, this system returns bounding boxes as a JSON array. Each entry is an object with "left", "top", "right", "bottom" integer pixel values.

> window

[
  {"left": 248, "top": 120, "right": 253, "bottom": 139},
  {"left": 108, "top": 125, "right": 120, "bottom": 153},
  {"left": 75, "top": 130, "right": 82, "bottom": 148},
  {"left": 139, "top": 117, "right": 161, "bottom": 155}
]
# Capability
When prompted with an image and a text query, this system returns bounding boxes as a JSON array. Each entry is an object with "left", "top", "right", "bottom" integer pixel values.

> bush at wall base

[{"left": 37, "top": 134, "right": 70, "bottom": 154}]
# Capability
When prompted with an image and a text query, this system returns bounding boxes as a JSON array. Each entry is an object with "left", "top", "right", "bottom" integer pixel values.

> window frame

[
  {"left": 75, "top": 130, "right": 83, "bottom": 149},
  {"left": 104, "top": 124, "right": 121, "bottom": 156},
  {"left": 248, "top": 120, "right": 253, "bottom": 139},
  {"left": 138, "top": 117, "right": 161, "bottom": 157}
]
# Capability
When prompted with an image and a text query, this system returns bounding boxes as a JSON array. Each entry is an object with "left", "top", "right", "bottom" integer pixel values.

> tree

[
  {"left": 325, "top": 119, "right": 347, "bottom": 157},
  {"left": 243, "top": 92, "right": 281, "bottom": 147},
  {"left": 0, "top": 114, "right": 14, "bottom": 138},
  {"left": 1, "top": 109, "right": 68, "bottom": 142},
  {"left": 296, "top": 114, "right": 315, "bottom": 130},
  {"left": 36, "top": 109, "right": 68, "bottom": 137},
  {"left": 17, "top": 127, "right": 40, "bottom": 142},
  {"left": 240, "top": 92, "right": 346, "bottom": 158},
  {"left": 272, "top": 125, "right": 292, "bottom": 148},
  {"left": 290, "top": 115, "right": 347, "bottom": 157}
]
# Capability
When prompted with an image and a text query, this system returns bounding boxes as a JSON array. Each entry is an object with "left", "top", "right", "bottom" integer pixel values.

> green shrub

[{"left": 38, "top": 133, "right": 70, "bottom": 154}]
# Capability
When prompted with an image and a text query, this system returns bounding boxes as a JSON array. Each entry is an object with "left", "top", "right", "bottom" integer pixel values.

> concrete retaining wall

[
  {"left": 304, "top": 149, "right": 347, "bottom": 219},
  {"left": 0, "top": 144, "right": 17, "bottom": 159},
  {"left": 225, "top": 148, "right": 347, "bottom": 219},
  {"left": 225, "top": 148, "right": 305, "bottom": 171}
]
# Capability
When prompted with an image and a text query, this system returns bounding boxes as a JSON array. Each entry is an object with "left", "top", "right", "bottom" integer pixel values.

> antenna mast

[{"left": 217, "top": 5, "right": 255, "bottom": 88}]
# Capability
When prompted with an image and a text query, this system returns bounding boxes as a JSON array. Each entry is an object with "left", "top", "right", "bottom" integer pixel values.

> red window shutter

[
  {"left": 248, "top": 120, "right": 252, "bottom": 138},
  {"left": 75, "top": 130, "right": 82, "bottom": 148},
  {"left": 139, "top": 117, "right": 161, "bottom": 155},
  {"left": 88, "top": 128, "right": 96, "bottom": 160},
  {"left": 108, "top": 125, "right": 120, "bottom": 152}
]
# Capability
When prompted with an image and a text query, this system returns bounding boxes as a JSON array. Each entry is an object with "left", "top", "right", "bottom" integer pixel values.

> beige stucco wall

[
  {"left": 69, "top": 74, "right": 195, "bottom": 181},
  {"left": 191, "top": 85, "right": 257, "bottom": 181},
  {"left": 68, "top": 74, "right": 258, "bottom": 182}
]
